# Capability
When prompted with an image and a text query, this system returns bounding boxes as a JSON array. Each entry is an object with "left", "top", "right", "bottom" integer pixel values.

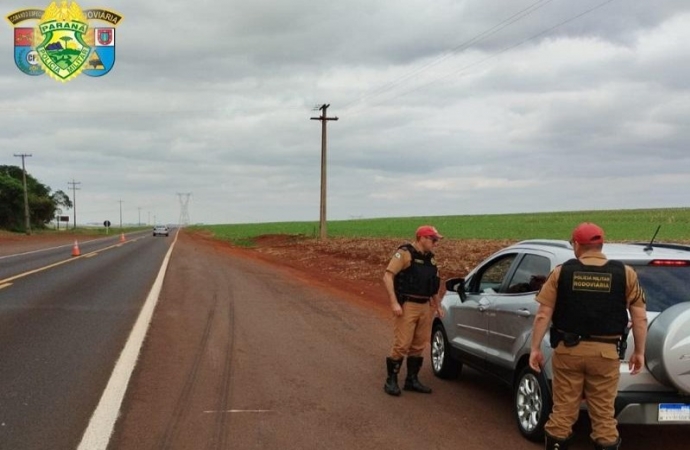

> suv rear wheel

[
  {"left": 514, "top": 365, "right": 551, "bottom": 441},
  {"left": 430, "top": 323, "right": 461, "bottom": 379}
]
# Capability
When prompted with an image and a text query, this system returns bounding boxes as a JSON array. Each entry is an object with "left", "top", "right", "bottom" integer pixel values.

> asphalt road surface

[{"left": 0, "top": 231, "right": 171, "bottom": 450}]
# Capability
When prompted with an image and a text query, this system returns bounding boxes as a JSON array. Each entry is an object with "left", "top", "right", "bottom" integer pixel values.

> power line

[
  {"left": 346, "top": 0, "right": 619, "bottom": 115},
  {"left": 341, "top": 0, "right": 555, "bottom": 113}
]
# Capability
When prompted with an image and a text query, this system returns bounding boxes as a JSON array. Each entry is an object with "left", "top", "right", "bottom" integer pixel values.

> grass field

[{"left": 192, "top": 207, "right": 690, "bottom": 244}]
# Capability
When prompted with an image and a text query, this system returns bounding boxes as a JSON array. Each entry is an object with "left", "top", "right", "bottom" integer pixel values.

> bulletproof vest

[
  {"left": 394, "top": 244, "right": 440, "bottom": 297},
  {"left": 553, "top": 259, "right": 628, "bottom": 336}
]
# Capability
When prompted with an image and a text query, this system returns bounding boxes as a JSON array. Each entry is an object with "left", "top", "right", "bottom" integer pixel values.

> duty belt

[
  {"left": 580, "top": 336, "right": 620, "bottom": 345},
  {"left": 399, "top": 295, "right": 430, "bottom": 304}
]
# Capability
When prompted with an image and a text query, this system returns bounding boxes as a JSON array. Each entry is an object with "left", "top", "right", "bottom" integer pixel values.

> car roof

[{"left": 509, "top": 239, "right": 690, "bottom": 264}]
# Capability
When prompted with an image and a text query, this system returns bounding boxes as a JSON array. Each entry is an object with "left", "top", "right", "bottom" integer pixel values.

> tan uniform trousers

[
  {"left": 390, "top": 301, "right": 433, "bottom": 360},
  {"left": 545, "top": 341, "right": 620, "bottom": 444}
]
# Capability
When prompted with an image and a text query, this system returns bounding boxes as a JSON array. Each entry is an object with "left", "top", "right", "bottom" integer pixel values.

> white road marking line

[
  {"left": 203, "top": 410, "right": 273, "bottom": 414},
  {"left": 77, "top": 232, "right": 179, "bottom": 450},
  {"left": 0, "top": 283, "right": 12, "bottom": 290}
]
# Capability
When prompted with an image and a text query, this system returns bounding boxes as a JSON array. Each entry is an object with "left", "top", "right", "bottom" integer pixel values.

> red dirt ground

[{"left": 183, "top": 230, "right": 515, "bottom": 312}]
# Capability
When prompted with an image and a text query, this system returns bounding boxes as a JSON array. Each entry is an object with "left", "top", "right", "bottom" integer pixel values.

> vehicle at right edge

[{"left": 430, "top": 239, "right": 690, "bottom": 441}]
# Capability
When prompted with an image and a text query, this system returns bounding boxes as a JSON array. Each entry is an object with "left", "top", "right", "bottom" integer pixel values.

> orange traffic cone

[
  {"left": 71, "top": 240, "right": 81, "bottom": 257},
  {"left": 120, "top": 233, "right": 126, "bottom": 242}
]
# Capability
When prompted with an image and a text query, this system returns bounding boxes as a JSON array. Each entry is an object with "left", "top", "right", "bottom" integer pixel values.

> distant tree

[
  {"left": 0, "top": 165, "right": 61, "bottom": 231},
  {"left": 51, "top": 189, "right": 72, "bottom": 210}
]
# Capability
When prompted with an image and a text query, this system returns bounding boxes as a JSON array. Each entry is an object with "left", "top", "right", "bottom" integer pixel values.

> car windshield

[{"left": 634, "top": 265, "right": 690, "bottom": 312}]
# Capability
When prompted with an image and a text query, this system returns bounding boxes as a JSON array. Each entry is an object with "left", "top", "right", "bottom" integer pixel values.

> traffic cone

[
  {"left": 120, "top": 233, "right": 126, "bottom": 242},
  {"left": 71, "top": 240, "right": 81, "bottom": 257}
]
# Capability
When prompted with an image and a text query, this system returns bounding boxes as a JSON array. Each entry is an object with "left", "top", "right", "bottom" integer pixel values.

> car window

[
  {"left": 505, "top": 254, "right": 551, "bottom": 294},
  {"left": 470, "top": 254, "right": 517, "bottom": 294},
  {"left": 633, "top": 265, "right": 690, "bottom": 313}
]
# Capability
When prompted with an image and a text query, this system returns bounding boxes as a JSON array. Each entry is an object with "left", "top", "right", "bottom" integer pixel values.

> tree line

[{"left": 0, "top": 165, "right": 72, "bottom": 232}]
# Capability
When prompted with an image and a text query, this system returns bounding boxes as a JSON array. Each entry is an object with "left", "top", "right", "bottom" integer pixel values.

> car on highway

[
  {"left": 152, "top": 225, "right": 169, "bottom": 237},
  {"left": 430, "top": 239, "right": 690, "bottom": 441}
]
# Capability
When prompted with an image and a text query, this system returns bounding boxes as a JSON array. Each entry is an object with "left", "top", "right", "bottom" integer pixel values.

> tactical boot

[
  {"left": 545, "top": 433, "right": 573, "bottom": 450},
  {"left": 384, "top": 357, "right": 402, "bottom": 396},
  {"left": 403, "top": 356, "right": 432, "bottom": 393},
  {"left": 593, "top": 437, "right": 621, "bottom": 450}
]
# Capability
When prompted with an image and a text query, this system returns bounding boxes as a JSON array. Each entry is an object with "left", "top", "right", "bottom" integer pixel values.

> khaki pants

[
  {"left": 390, "top": 301, "right": 432, "bottom": 360},
  {"left": 545, "top": 342, "right": 621, "bottom": 444}
]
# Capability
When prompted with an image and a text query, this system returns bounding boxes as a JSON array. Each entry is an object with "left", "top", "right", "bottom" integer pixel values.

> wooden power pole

[
  {"left": 13, "top": 153, "right": 32, "bottom": 235},
  {"left": 310, "top": 104, "right": 338, "bottom": 240}
]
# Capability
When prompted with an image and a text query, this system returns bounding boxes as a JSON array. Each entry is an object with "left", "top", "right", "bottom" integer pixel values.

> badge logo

[{"left": 6, "top": 1, "right": 123, "bottom": 82}]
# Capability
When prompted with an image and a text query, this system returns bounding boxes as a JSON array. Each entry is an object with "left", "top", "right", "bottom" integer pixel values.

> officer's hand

[
  {"left": 529, "top": 350, "right": 544, "bottom": 372},
  {"left": 629, "top": 352, "right": 645, "bottom": 375},
  {"left": 434, "top": 305, "right": 445, "bottom": 319},
  {"left": 391, "top": 303, "right": 403, "bottom": 317}
]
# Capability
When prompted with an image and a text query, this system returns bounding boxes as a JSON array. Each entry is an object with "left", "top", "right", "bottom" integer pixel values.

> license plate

[{"left": 659, "top": 403, "right": 690, "bottom": 422}]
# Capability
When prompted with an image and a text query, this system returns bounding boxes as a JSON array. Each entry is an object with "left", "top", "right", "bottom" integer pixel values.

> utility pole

[
  {"left": 310, "top": 104, "right": 338, "bottom": 240},
  {"left": 13, "top": 153, "right": 32, "bottom": 235},
  {"left": 138, "top": 207, "right": 141, "bottom": 226},
  {"left": 68, "top": 179, "right": 81, "bottom": 229},
  {"left": 118, "top": 200, "right": 123, "bottom": 229}
]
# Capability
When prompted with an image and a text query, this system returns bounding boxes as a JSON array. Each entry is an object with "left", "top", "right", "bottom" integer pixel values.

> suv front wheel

[
  {"left": 430, "top": 323, "right": 461, "bottom": 379},
  {"left": 514, "top": 365, "right": 552, "bottom": 441}
]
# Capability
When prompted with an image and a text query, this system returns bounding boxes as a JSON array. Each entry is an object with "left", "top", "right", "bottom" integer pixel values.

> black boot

[
  {"left": 593, "top": 437, "right": 621, "bottom": 450},
  {"left": 403, "top": 356, "right": 432, "bottom": 393},
  {"left": 384, "top": 357, "right": 402, "bottom": 396},
  {"left": 545, "top": 433, "right": 573, "bottom": 450}
]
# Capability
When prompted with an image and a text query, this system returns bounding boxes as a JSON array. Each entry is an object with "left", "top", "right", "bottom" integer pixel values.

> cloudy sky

[{"left": 1, "top": 0, "right": 689, "bottom": 226}]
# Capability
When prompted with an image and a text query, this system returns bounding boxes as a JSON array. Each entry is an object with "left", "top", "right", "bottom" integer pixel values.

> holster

[{"left": 549, "top": 327, "right": 581, "bottom": 348}]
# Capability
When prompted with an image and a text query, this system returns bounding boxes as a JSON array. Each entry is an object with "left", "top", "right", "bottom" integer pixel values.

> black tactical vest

[
  {"left": 553, "top": 259, "right": 628, "bottom": 336},
  {"left": 393, "top": 244, "right": 440, "bottom": 297}
]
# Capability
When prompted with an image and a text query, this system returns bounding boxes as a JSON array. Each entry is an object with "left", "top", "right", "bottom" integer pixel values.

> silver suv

[{"left": 430, "top": 240, "right": 690, "bottom": 441}]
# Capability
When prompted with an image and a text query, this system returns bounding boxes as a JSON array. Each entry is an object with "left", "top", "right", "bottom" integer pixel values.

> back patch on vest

[{"left": 572, "top": 272, "right": 612, "bottom": 292}]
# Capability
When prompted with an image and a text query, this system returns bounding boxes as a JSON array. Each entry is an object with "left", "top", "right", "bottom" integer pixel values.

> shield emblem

[
  {"left": 97, "top": 29, "right": 112, "bottom": 45},
  {"left": 35, "top": 20, "right": 91, "bottom": 81},
  {"left": 13, "top": 28, "right": 44, "bottom": 76},
  {"left": 84, "top": 27, "right": 116, "bottom": 77}
]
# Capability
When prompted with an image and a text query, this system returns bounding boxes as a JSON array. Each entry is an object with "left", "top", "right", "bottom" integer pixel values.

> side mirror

[{"left": 445, "top": 277, "right": 467, "bottom": 302}]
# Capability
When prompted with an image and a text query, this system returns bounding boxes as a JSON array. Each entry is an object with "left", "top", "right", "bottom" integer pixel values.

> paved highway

[{"left": 0, "top": 231, "right": 174, "bottom": 450}]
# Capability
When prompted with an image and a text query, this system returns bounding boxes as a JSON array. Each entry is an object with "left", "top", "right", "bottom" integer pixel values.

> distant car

[
  {"left": 152, "top": 225, "right": 169, "bottom": 237},
  {"left": 430, "top": 239, "right": 690, "bottom": 441}
]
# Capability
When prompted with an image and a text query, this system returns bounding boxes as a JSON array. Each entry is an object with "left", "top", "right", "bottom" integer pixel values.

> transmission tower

[{"left": 177, "top": 192, "right": 191, "bottom": 227}]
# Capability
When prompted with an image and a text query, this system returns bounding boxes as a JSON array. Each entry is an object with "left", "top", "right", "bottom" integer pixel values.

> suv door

[
  {"left": 452, "top": 253, "right": 519, "bottom": 369},
  {"left": 485, "top": 251, "right": 553, "bottom": 382}
]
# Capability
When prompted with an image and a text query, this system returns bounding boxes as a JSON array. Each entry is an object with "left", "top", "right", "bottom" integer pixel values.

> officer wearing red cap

[
  {"left": 529, "top": 223, "right": 648, "bottom": 450},
  {"left": 382, "top": 225, "right": 445, "bottom": 396}
]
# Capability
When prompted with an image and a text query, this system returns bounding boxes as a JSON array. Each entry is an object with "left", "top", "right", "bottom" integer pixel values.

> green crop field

[{"left": 191, "top": 208, "right": 690, "bottom": 245}]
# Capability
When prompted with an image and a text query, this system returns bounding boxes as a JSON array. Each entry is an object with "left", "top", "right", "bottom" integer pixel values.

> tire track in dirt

[{"left": 158, "top": 295, "right": 220, "bottom": 449}]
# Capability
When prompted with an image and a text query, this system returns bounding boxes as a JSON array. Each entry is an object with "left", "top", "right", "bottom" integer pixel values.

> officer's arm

[
  {"left": 530, "top": 303, "right": 554, "bottom": 352},
  {"left": 383, "top": 250, "right": 409, "bottom": 307},
  {"left": 626, "top": 267, "right": 648, "bottom": 374}
]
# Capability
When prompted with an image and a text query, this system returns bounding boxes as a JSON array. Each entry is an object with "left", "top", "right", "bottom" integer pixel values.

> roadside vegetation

[{"left": 191, "top": 207, "right": 690, "bottom": 245}]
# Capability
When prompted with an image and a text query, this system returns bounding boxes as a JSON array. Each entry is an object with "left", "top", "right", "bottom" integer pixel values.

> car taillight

[{"left": 649, "top": 260, "right": 690, "bottom": 266}]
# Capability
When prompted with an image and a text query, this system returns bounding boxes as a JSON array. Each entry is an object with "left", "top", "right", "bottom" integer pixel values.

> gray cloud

[{"left": 1, "top": 0, "right": 689, "bottom": 225}]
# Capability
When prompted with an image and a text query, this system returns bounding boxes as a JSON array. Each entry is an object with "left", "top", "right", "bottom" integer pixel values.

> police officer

[
  {"left": 382, "top": 225, "right": 445, "bottom": 396},
  {"left": 529, "top": 222, "right": 648, "bottom": 450}
]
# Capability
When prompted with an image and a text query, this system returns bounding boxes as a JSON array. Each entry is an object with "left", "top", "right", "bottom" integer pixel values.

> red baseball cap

[
  {"left": 416, "top": 225, "right": 443, "bottom": 240},
  {"left": 571, "top": 222, "right": 604, "bottom": 245}
]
